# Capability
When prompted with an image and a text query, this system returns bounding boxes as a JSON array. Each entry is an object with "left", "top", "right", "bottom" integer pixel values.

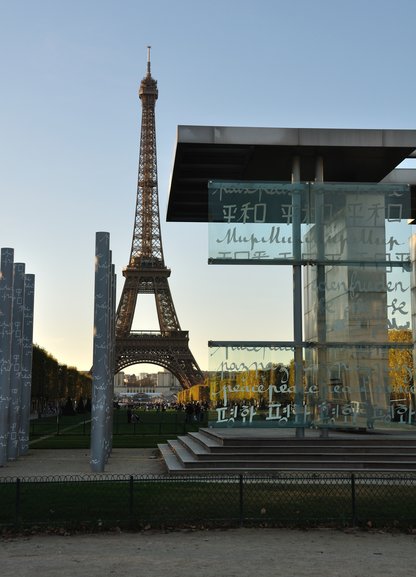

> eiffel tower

[{"left": 115, "top": 49, "right": 203, "bottom": 388}]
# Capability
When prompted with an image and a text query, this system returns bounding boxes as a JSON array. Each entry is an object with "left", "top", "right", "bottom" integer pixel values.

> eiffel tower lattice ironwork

[{"left": 115, "top": 49, "right": 203, "bottom": 388}]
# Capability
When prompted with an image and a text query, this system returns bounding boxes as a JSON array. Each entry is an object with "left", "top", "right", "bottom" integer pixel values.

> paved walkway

[
  {"left": 0, "top": 448, "right": 167, "bottom": 478},
  {"left": 1, "top": 527, "right": 415, "bottom": 577},
  {"left": 1, "top": 425, "right": 415, "bottom": 479}
]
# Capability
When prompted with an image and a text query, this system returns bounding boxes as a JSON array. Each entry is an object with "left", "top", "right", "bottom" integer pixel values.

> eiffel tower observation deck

[{"left": 114, "top": 49, "right": 203, "bottom": 388}]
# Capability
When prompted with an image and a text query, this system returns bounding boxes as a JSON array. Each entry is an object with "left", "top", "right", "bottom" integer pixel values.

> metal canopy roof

[{"left": 166, "top": 126, "right": 416, "bottom": 222}]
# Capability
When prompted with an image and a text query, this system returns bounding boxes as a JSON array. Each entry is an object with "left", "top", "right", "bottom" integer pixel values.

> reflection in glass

[
  {"left": 207, "top": 181, "right": 415, "bottom": 432},
  {"left": 208, "top": 343, "right": 415, "bottom": 430}
]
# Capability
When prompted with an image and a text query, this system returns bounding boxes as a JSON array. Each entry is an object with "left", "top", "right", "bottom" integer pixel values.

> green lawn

[{"left": 29, "top": 409, "right": 205, "bottom": 449}]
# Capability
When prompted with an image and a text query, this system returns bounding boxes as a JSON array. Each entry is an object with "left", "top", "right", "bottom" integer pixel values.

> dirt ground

[
  {"left": 1, "top": 527, "right": 415, "bottom": 577},
  {"left": 0, "top": 448, "right": 166, "bottom": 478}
]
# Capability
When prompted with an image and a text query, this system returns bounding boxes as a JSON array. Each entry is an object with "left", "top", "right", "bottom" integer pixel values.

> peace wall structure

[{"left": 167, "top": 127, "right": 416, "bottom": 433}]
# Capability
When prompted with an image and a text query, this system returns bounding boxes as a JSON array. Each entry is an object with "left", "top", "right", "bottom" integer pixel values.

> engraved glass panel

[
  {"left": 208, "top": 344, "right": 302, "bottom": 428},
  {"left": 207, "top": 181, "right": 415, "bottom": 432},
  {"left": 208, "top": 342, "right": 416, "bottom": 430},
  {"left": 208, "top": 181, "right": 308, "bottom": 263},
  {"left": 208, "top": 181, "right": 411, "bottom": 265}
]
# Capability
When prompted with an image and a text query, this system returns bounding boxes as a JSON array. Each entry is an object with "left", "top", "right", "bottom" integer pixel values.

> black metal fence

[{"left": 1, "top": 472, "right": 415, "bottom": 531}]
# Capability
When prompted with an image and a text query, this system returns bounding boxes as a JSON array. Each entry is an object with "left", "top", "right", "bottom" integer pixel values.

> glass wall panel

[
  {"left": 306, "top": 183, "right": 410, "bottom": 264},
  {"left": 208, "top": 344, "right": 301, "bottom": 428},
  {"left": 207, "top": 181, "right": 415, "bottom": 433},
  {"left": 208, "top": 343, "right": 416, "bottom": 431},
  {"left": 208, "top": 181, "right": 308, "bottom": 263},
  {"left": 304, "top": 343, "right": 415, "bottom": 430},
  {"left": 304, "top": 263, "right": 412, "bottom": 343},
  {"left": 208, "top": 181, "right": 410, "bottom": 265}
]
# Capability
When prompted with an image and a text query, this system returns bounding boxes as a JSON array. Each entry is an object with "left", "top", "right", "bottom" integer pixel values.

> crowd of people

[{"left": 125, "top": 400, "right": 209, "bottom": 424}]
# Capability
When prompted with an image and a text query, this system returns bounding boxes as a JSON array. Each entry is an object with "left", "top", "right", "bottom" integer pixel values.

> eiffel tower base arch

[{"left": 115, "top": 332, "right": 204, "bottom": 389}]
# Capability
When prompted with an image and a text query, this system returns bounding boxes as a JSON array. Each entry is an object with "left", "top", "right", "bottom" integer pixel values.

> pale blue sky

[{"left": 1, "top": 0, "right": 416, "bottom": 372}]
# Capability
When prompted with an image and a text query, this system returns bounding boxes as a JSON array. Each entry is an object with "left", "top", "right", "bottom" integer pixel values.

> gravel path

[{"left": 1, "top": 528, "right": 415, "bottom": 577}]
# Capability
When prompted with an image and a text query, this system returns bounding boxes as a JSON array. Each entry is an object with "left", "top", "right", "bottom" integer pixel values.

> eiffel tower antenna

[
  {"left": 147, "top": 45, "right": 151, "bottom": 73},
  {"left": 115, "top": 51, "right": 203, "bottom": 388}
]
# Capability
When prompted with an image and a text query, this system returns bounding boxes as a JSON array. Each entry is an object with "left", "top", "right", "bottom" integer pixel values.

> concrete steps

[{"left": 158, "top": 428, "right": 416, "bottom": 474}]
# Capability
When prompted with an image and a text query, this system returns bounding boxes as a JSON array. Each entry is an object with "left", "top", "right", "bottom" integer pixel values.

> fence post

[
  {"left": 129, "top": 475, "right": 134, "bottom": 528},
  {"left": 239, "top": 474, "right": 244, "bottom": 527},
  {"left": 351, "top": 473, "right": 357, "bottom": 526},
  {"left": 15, "top": 477, "right": 21, "bottom": 527}
]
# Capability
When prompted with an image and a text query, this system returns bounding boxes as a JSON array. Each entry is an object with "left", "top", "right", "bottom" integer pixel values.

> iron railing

[{"left": 1, "top": 472, "right": 415, "bottom": 531}]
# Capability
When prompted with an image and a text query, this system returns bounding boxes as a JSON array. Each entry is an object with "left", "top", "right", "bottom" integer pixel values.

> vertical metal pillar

[
  {"left": 103, "top": 254, "right": 111, "bottom": 464},
  {"left": 91, "top": 232, "right": 113, "bottom": 472},
  {"left": 291, "top": 157, "right": 305, "bottom": 437},
  {"left": 315, "top": 156, "right": 324, "bottom": 183},
  {"left": 106, "top": 262, "right": 116, "bottom": 460},
  {"left": 0, "top": 248, "right": 14, "bottom": 466},
  {"left": 314, "top": 157, "right": 329, "bottom": 437},
  {"left": 8, "top": 263, "right": 25, "bottom": 460},
  {"left": 19, "top": 273, "right": 35, "bottom": 455},
  {"left": 410, "top": 235, "right": 416, "bottom": 407}
]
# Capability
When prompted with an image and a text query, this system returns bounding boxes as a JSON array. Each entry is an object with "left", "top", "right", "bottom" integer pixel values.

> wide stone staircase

[{"left": 158, "top": 427, "right": 416, "bottom": 473}]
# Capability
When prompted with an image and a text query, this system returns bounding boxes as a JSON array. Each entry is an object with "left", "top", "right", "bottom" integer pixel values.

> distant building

[
  {"left": 114, "top": 370, "right": 158, "bottom": 396},
  {"left": 155, "top": 370, "right": 181, "bottom": 398},
  {"left": 114, "top": 371, "right": 126, "bottom": 396}
]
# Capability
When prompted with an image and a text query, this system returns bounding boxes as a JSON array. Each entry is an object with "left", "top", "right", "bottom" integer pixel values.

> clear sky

[{"left": 1, "top": 0, "right": 416, "bottom": 373}]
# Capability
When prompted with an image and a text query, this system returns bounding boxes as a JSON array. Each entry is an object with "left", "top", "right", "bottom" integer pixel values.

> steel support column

[{"left": 292, "top": 157, "right": 305, "bottom": 437}]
